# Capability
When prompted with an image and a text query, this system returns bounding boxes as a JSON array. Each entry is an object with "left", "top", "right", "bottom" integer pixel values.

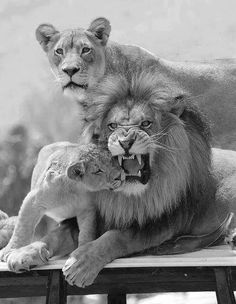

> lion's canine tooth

[
  {"left": 137, "top": 154, "right": 142, "bottom": 165},
  {"left": 118, "top": 155, "right": 122, "bottom": 166},
  {"left": 138, "top": 170, "right": 141, "bottom": 177}
]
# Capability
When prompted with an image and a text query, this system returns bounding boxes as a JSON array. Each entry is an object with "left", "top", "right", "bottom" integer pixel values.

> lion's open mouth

[
  {"left": 114, "top": 154, "right": 150, "bottom": 185},
  {"left": 64, "top": 82, "right": 88, "bottom": 90}
]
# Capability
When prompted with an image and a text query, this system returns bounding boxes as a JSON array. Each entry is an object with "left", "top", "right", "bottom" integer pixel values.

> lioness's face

[
  {"left": 47, "top": 30, "right": 106, "bottom": 101},
  {"left": 36, "top": 18, "right": 111, "bottom": 101},
  {"left": 100, "top": 102, "right": 159, "bottom": 195}
]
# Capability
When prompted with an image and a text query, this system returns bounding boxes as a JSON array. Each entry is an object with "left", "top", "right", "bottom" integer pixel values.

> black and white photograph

[{"left": 0, "top": 1, "right": 236, "bottom": 303}]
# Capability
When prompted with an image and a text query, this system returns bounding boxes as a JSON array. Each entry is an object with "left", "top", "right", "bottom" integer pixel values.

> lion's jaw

[{"left": 108, "top": 128, "right": 153, "bottom": 196}]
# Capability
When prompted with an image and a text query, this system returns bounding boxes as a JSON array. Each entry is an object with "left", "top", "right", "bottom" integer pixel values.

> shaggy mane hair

[{"left": 87, "top": 71, "right": 214, "bottom": 230}]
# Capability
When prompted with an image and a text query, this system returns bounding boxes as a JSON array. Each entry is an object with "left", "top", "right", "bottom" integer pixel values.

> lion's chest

[{"left": 94, "top": 190, "right": 161, "bottom": 229}]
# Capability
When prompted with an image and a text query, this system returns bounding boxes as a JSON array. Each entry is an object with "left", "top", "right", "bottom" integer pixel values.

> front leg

[
  {"left": 76, "top": 207, "right": 96, "bottom": 246},
  {"left": 6, "top": 219, "right": 78, "bottom": 272},
  {"left": 0, "top": 190, "right": 44, "bottom": 262},
  {"left": 63, "top": 227, "right": 174, "bottom": 287}
]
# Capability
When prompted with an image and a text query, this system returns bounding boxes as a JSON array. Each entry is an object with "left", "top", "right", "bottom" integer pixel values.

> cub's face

[
  {"left": 67, "top": 148, "right": 125, "bottom": 191},
  {"left": 36, "top": 18, "right": 111, "bottom": 101},
  {"left": 99, "top": 102, "right": 160, "bottom": 195}
]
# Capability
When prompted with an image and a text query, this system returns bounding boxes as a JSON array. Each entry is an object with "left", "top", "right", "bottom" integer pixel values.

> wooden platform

[{"left": 0, "top": 245, "right": 236, "bottom": 304}]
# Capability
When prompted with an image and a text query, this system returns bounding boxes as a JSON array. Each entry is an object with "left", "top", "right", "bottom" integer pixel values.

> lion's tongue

[{"left": 122, "top": 158, "right": 144, "bottom": 175}]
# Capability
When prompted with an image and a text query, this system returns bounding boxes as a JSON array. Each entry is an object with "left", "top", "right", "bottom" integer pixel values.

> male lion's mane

[{"left": 86, "top": 72, "right": 215, "bottom": 232}]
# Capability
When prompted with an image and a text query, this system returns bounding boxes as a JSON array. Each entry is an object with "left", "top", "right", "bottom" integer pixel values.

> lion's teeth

[
  {"left": 118, "top": 155, "right": 122, "bottom": 166},
  {"left": 138, "top": 170, "right": 141, "bottom": 177},
  {"left": 137, "top": 154, "right": 142, "bottom": 165},
  {"left": 122, "top": 155, "right": 135, "bottom": 160}
]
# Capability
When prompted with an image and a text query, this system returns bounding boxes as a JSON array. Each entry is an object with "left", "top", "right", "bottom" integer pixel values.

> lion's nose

[
  {"left": 62, "top": 67, "right": 80, "bottom": 77},
  {"left": 119, "top": 138, "right": 135, "bottom": 153}
]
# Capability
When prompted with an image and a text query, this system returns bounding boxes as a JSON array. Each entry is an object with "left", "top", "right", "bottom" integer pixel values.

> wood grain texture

[{"left": 0, "top": 245, "right": 234, "bottom": 271}]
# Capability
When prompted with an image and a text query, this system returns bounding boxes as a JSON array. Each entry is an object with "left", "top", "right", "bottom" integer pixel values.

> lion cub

[{"left": 0, "top": 142, "right": 124, "bottom": 272}]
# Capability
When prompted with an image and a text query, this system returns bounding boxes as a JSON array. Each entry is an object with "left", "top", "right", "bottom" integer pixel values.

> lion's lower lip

[{"left": 64, "top": 82, "right": 88, "bottom": 90}]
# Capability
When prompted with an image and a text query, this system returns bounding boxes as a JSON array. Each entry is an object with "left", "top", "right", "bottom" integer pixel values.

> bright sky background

[{"left": 1, "top": 0, "right": 236, "bottom": 132}]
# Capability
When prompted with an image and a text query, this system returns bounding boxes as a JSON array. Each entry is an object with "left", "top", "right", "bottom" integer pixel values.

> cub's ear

[
  {"left": 67, "top": 162, "right": 85, "bottom": 181},
  {"left": 35, "top": 23, "right": 59, "bottom": 52},
  {"left": 87, "top": 17, "right": 111, "bottom": 46}
]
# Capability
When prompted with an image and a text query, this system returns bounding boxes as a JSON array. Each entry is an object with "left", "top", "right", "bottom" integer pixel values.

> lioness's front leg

[
  {"left": 63, "top": 227, "right": 174, "bottom": 287},
  {"left": 0, "top": 190, "right": 44, "bottom": 262}
]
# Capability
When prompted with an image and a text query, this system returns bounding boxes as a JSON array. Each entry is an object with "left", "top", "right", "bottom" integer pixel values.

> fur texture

[{"left": 85, "top": 71, "right": 214, "bottom": 231}]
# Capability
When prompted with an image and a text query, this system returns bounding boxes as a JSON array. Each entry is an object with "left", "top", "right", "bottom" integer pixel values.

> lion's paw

[
  {"left": 226, "top": 228, "right": 236, "bottom": 253},
  {"left": 62, "top": 242, "right": 104, "bottom": 288},
  {"left": 6, "top": 242, "right": 50, "bottom": 273},
  {"left": 0, "top": 245, "right": 14, "bottom": 262}
]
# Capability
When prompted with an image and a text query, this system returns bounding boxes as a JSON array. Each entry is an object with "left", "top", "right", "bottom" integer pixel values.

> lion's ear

[
  {"left": 35, "top": 23, "right": 59, "bottom": 52},
  {"left": 169, "top": 94, "right": 188, "bottom": 117},
  {"left": 87, "top": 17, "right": 111, "bottom": 46},
  {"left": 67, "top": 162, "right": 85, "bottom": 181}
]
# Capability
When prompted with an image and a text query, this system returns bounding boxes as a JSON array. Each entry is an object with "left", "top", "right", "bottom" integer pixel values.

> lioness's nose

[{"left": 62, "top": 67, "right": 80, "bottom": 77}]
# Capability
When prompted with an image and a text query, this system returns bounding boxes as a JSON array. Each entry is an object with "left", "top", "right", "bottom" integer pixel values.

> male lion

[
  {"left": 35, "top": 17, "right": 236, "bottom": 140},
  {"left": 60, "top": 71, "right": 236, "bottom": 287},
  {"left": 0, "top": 142, "right": 124, "bottom": 274}
]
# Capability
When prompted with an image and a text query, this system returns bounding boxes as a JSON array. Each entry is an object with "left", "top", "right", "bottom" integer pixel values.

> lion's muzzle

[
  {"left": 108, "top": 128, "right": 152, "bottom": 185},
  {"left": 112, "top": 154, "right": 150, "bottom": 185}
]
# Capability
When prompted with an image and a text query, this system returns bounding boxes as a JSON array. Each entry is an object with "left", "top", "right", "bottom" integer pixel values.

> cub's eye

[
  {"left": 108, "top": 123, "right": 118, "bottom": 131},
  {"left": 82, "top": 47, "right": 91, "bottom": 54},
  {"left": 141, "top": 120, "right": 152, "bottom": 128},
  {"left": 92, "top": 169, "right": 104, "bottom": 175},
  {"left": 55, "top": 48, "right": 64, "bottom": 55}
]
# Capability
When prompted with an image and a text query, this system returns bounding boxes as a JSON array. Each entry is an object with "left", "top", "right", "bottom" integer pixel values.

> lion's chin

[{"left": 114, "top": 181, "right": 148, "bottom": 196}]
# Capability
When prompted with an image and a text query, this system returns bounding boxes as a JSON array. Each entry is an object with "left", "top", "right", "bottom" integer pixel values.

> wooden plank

[
  {"left": 68, "top": 267, "right": 219, "bottom": 295},
  {"left": 0, "top": 271, "right": 49, "bottom": 298},
  {"left": 0, "top": 245, "right": 234, "bottom": 271},
  {"left": 46, "top": 270, "right": 67, "bottom": 304},
  {"left": 214, "top": 267, "right": 236, "bottom": 304},
  {"left": 107, "top": 294, "right": 126, "bottom": 304},
  {"left": 0, "top": 266, "right": 235, "bottom": 298}
]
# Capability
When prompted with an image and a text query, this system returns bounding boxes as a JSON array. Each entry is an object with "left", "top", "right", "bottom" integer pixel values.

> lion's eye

[
  {"left": 141, "top": 120, "right": 152, "bottom": 128},
  {"left": 108, "top": 123, "right": 118, "bottom": 131},
  {"left": 55, "top": 48, "right": 64, "bottom": 55},
  {"left": 82, "top": 47, "right": 91, "bottom": 54}
]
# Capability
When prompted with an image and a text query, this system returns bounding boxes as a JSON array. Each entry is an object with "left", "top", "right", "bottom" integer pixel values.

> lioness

[
  {"left": 35, "top": 17, "right": 236, "bottom": 140},
  {"left": 0, "top": 142, "right": 124, "bottom": 273}
]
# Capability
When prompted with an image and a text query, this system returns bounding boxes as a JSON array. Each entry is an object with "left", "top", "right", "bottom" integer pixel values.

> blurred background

[{"left": 1, "top": 0, "right": 236, "bottom": 303}]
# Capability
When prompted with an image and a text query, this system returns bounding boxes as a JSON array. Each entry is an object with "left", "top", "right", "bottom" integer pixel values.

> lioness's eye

[
  {"left": 141, "top": 120, "right": 152, "bottom": 128},
  {"left": 82, "top": 47, "right": 91, "bottom": 54},
  {"left": 108, "top": 123, "right": 118, "bottom": 131},
  {"left": 55, "top": 48, "right": 63, "bottom": 55}
]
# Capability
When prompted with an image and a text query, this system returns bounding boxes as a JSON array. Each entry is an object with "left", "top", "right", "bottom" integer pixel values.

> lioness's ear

[
  {"left": 67, "top": 162, "right": 85, "bottom": 181},
  {"left": 87, "top": 17, "right": 111, "bottom": 46},
  {"left": 35, "top": 23, "right": 59, "bottom": 52}
]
